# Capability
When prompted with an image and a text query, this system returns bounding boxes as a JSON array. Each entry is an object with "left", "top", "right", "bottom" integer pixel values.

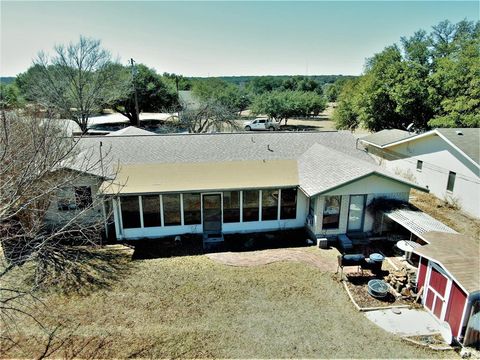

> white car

[{"left": 244, "top": 118, "right": 280, "bottom": 131}]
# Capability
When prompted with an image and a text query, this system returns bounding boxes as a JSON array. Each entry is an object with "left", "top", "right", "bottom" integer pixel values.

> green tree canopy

[
  {"left": 334, "top": 19, "right": 480, "bottom": 131},
  {"left": 111, "top": 64, "right": 179, "bottom": 126}
]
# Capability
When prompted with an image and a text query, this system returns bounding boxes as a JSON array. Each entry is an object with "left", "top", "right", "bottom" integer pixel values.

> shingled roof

[{"left": 359, "top": 129, "right": 415, "bottom": 147}]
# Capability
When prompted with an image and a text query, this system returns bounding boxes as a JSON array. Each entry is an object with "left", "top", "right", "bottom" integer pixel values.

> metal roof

[
  {"left": 384, "top": 208, "right": 457, "bottom": 240},
  {"left": 414, "top": 231, "right": 479, "bottom": 294}
]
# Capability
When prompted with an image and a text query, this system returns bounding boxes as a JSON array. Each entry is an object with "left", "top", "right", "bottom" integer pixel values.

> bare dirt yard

[
  {"left": 410, "top": 189, "right": 480, "bottom": 242},
  {"left": 2, "top": 246, "right": 458, "bottom": 359}
]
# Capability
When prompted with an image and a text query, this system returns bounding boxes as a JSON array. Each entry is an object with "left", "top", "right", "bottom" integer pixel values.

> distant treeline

[
  {"left": 0, "top": 77, "right": 15, "bottom": 85},
  {"left": 189, "top": 75, "right": 356, "bottom": 88}
]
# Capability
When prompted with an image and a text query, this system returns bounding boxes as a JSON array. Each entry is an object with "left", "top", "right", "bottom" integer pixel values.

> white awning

[{"left": 384, "top": 209, "right": 457, "bottom": 242}]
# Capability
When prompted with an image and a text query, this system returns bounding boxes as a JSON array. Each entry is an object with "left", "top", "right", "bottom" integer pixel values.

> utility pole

[{"left": 130, "top": 58, "right": 140, "bottom": 127}]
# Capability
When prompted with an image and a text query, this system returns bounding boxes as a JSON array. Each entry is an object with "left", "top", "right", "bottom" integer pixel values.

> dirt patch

[
  {"left": 410, "top": 189, "right": 480, "bottom": 242},
  {"left": 345, "top": 272, "right": 416, "bottom": 309}
]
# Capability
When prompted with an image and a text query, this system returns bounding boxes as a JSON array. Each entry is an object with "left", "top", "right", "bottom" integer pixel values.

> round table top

[
  {"left": 369, "top": 253, "right": 384, "bottom": 262},
  {"left": 396, "top": 240, "right": 420, "bottom": 252}
]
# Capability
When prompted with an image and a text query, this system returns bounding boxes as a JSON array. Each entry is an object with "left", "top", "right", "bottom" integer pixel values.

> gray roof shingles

[
  {"left": 436, "top": 128, "right": 480, "bottom": 166},
  {"left": 359, "top": 129, "right": 414, "bottom": 147}
]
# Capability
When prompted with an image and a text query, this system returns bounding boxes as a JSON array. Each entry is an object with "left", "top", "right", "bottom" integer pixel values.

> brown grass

[
  {"left": 2, "top": 250, "right": 458, "bottom": 359},
  {"left": 410, "top": 189, "right": 480, "bottom": 242}
]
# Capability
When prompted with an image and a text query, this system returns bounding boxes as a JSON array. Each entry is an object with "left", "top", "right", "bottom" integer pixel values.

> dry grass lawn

[{"left": 3, "top": 251, "right": 458, "bottom": 359}]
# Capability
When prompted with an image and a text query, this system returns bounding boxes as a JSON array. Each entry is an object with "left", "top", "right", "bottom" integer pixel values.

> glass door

[
  {"left": 347, "top": 195, "right": 366, "bottom": 232},
  {"left": 202, "top": 194, "right": 222, "bottom": 233}
]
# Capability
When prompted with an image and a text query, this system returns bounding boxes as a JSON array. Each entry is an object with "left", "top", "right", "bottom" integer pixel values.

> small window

[
  {"left": 121, "top": 196, "right": 141, "bottom": 229},
  {"left": 75, "top": 186, "right": 92, "bottom": 209},
  {"left": 223, "top": 191, "right": 240, "bottom": 223},
  {"left": 142, "top": 195, "right": 161, "bottom": 227},
  {"left": 416, "top": 160, "right": 423, "bottom": 172},
  {"left": 259, "top": 119, "right": 266, "bottom": 123},
  {"left": 447, "top": 171, "right": 456, "bottom": 192},
  {"left": 262, "top": 189, "right": 279, "bottom": 221},
  {"left": 243, "top": 190, "right": 260, "bottom": 222},
  {"left": 322, "top": 196, "right": 341, "bottom": 229},
  {"left": 280, "top": 188, "right": 297, "bottom": 219},
  {"left": 183, "top": 193, "right": 201, "bottom": 225}
]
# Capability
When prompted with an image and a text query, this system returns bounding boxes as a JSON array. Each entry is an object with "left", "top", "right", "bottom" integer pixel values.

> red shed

[{"left": 413, "top": 231, "right": 480, "bottom": 345}]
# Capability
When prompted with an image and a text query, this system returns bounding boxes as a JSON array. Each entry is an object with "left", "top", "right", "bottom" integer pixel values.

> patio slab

[{"left": 364, "top": 308, "right": 442, "bottom": 336}]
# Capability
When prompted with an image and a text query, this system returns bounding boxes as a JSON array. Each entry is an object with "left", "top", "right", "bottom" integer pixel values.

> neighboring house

[
  {"left": 360, "top": 128, "right": 480, "bottom": 218},
  {"left": 57, "top": 130, "right": 426, "bottom": 243},
  {"left": 413, "top": 231, "right": 479, "bottom": 347}
]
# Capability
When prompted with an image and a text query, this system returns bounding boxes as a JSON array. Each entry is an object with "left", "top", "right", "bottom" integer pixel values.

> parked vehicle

[{"left": 244, "top": 118, "right": 280, "bottom": 131}]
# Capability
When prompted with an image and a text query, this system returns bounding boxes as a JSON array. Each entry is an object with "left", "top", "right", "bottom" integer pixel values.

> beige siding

[{"left": 44, "top": 173, "right": 104, "bottom": 227}]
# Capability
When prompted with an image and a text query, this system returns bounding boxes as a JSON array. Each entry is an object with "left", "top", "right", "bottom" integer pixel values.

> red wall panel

[
  {"left": 445, "top": 282, "right": 467, "bottom": 338},
  {"left": 417, "top": 258, "right": 428, "bottom": 289},
  {"left": 430, "top": 266, "right": 448, "bottom": 296}
]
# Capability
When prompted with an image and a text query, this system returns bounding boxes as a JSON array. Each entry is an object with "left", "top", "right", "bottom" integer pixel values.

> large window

[
  {"left": 121, "top": 196, "right": 141, "bottom": 229},
  {"left": 280, "top": 188, "right": 297, "bottom": 219},
  {"left": 223, "top": 191, "right": 240, "bottom": 223},
  {"left": 243, "top": 190, "right": 259, "bottom": 222},
  {"left": 322, "top": 196, "right": 341, "bottom": 229},
  {"left": 262, "top": 189, "right": 279, "bottom": 220},
  {"left": 142, "top": 195, "right": 161, "bottom": 227},
  {"left": 447, "top": 171, "right": 456, "bottom": 192},
  {"left": 74, "top": 186, "right": 93, "bottom": 209},
  {"left": 163, "top": 194, "right": 181, "bottom": 226},
  {"left": 183, "top": 193, "right": 201, "bottom": 225}
]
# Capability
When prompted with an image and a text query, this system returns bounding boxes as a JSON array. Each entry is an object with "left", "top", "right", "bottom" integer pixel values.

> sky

[{"left": 1, "top": 1, "right": 478, "bottom": 77}]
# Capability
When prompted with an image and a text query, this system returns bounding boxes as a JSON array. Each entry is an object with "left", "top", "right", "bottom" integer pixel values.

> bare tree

[
  {"left": 0, "top": 110, "right": 126, "bottom": 357},
  {"left": 27, "top": 36, "right": 128, "bottom": 133},
  {"left": 177, "top": 99, "right": 240, "bottom": 133}
]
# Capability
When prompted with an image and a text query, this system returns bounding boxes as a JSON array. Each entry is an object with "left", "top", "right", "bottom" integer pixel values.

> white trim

[
  {"left": 139, "top": 196, "right": 144, "bottom": 228},
  {"left": 424, "top": 261, "right": 452, "bottom": 322},
  {"left": 239, "top": 191, "right": 243, "bottom": 223},
  {"left": 180, "top": 193, "right": 184, "bottom": 226},
  {"left": 159, "top": 194, "right": 164, "bottom": 227},
  {"left": 380, "top": 130, "right": 479, "bottom": 169},
  {"left": 259, "top": 190, "right": 263, "bottom": 221},
  {"left": 277, "top": 188, "right": 282, "bottom": 220},
  {"left": 457, "top": 290, "right": 470, "bottom": 340}
]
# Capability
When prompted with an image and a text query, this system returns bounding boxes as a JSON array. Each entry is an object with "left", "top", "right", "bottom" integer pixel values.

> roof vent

[{"left": 456, "top": 130, "right": 463, "bottom": 135}]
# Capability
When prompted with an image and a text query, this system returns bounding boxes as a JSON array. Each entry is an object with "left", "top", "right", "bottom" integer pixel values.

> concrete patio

[{"left": 364, "top": 308, "right": 443, "bottom": 336}]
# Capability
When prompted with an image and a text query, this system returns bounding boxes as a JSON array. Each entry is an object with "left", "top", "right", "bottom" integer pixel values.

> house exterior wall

[
  {"left": 445, "top": 282, "right": 468, "bottom": 339},
  {"left": 114, "top": 188, "right": 308, "bottom": 240},
  {"left": 306, "top": 174, "right": 411, "bottom": 237},
  {"left": 367, "top": 134, "right": 480, "bottom": 218},
  {"left": 44, "top": 173, "right": 104, "bottom": 227}
]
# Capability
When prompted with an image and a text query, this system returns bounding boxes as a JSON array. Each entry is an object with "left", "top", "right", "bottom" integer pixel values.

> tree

[
  {"left": 0, "top": 110, "right": 127, "bottom": 356},
  {"left": 23, "top": 36, "right": 125, "bottom": 133},
  {"left": 333, "top": 19, "right": 480, "bottom": 131},
  {"left": 111, "top": 64, "right": 179, "bottom": 126},
  {"left": 177, "top": 99, "right": 240, "bottom": 133},
  {"left": 191, "top": 78, "right": 251, "bottom": 115},
  {"left": 251, "top": 90, "right": 326, "bottom": 125},
  {"left": 0, "top": 83, "right": 24, "bottom": 109}
]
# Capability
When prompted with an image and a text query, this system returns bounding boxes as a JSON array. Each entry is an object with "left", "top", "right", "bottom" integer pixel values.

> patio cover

[
  {"left": 100, "top": 159, "right": 299, "bottom": 195},
  {"left": 383, "top": 208, "right": 457, "bottom": 241}
]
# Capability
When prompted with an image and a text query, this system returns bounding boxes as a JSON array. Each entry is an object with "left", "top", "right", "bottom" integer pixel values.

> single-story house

[
  {"left": 413, "top": 231, "right": 479, "bottom": 346},
  {"left": 360, "top": 128, "right": 480, "bottom": 218},
  {"left": 49, "top": 128, "right": 428, "bottom": 245}
]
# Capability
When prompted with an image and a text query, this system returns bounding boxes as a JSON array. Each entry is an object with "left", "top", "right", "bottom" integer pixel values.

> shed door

[{"left": 425, "top": 265, "right": 450, "bottom": 321}]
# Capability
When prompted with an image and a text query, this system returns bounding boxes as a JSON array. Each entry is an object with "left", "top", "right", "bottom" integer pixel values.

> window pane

[
  {"left": 183, "top": 193, "right": 201, "bottom": 225},
  {"left": 223, "top": 191, "right": 240, "bottom": 223},
  {"left": 75, "top": 186, "right": 92, "bottom": 209},
  {"left": 243, "top": 190, "right": 259, "bottom": 222},
  {"left": 262, "top": 189, "right": 279, "bottom": 221},
  {"left": 121, "top": 196, "right": 141, "bottom": 229},
  {"left": 280, "top": 188, "right": 297, "bottom": 219},
  {"left": 416, "top": 160, "right": 423, "bottom": 171},
  {"left": 142, "top": 195, "right": 161, "bottom": 227},
  {"left": 163, "top": 194, "right": 181, "bottom": 226},
  {"left": 447, "top": 171, "right": 456, "bottom": 192},
  {"left": 322, "top": 196, "right": 341, "bottom": 229}
]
